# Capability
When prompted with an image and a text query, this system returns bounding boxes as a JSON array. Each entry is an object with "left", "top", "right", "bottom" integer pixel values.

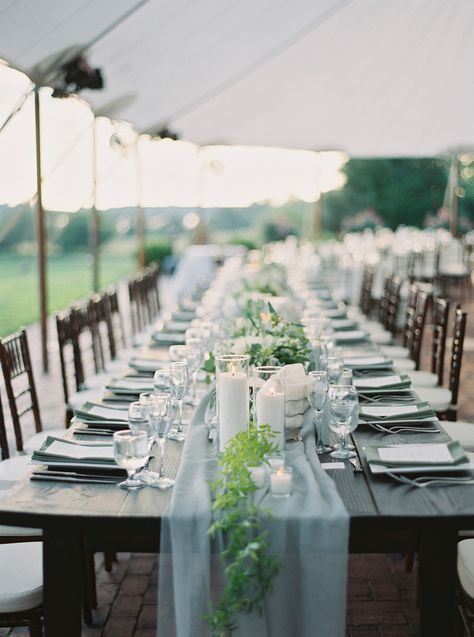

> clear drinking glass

[
  {"left": 326, "top": 355, "right": 344, "bottom": 384},
  {"left": 113, "top": 430, "right": 149, "bottom": 490},
  {"left": 153, "top": 368, "right": 170, "bottom": 392},
  {"left": 339, "top": 367, "right": 353, "bottom": 385},
  {"left": 146, "top": 392, "right": 175, "bottom": 489},
  {"left": 308, "top": 371, "right": 332, "bottom": 454},
  {"left": 183, "top": 338, "right": 204, "bottom": 405},
  {"left": 128, "top": 401, "right": 153, "bottom": 439},
  {"left": 328, "top": 384, "right": 358, "bottom": 460},
  {"left": 168, "top": 361, "right": 189, "bottom": 441}
]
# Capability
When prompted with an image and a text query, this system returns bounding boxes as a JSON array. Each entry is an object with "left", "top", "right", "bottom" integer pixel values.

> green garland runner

[{"left": 207, "top": 425, "right": 281, "bottom": 636}]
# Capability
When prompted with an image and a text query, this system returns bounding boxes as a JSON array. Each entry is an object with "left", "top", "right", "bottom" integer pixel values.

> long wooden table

[{"left": 0, "top": 415, "right": 472, "bottom": 636}]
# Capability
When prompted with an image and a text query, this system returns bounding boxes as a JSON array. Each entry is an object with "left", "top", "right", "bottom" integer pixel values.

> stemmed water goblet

[
  {"left": 149, "top": 392, "right": 176, "bottom": 489},
  {"left": 113, "top": 430, "right": 149, "bottom": 490},
  {"left": 167, "top": 361, "right": 189, "bottom": 441},
  {"left": 308, "top": 371, "right": 332, "bottom": 454},
  {"left": 328, "top": 384, "right": 358, "bottom": 460}
]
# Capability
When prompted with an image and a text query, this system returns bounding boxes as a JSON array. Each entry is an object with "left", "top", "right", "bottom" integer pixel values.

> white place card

[
  {"left": 361, "top": 405, "right": 418, "bottom": 417},
  {"left": 344, "top": 356, "right": 387, "bottom": 366},
  {"left": 87, "top": 405, "right": 128, "bottom": 421},
  {"left": 378, "top": 444, "right": 453, "bottom": 464},
  {"left": 353, "top": 375, "right": 402, "bottom": 389},
  {"left": 47, "top": 440, "right": 115, "bottom": 460}
]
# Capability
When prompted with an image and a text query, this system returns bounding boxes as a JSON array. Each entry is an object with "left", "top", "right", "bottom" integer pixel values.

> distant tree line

[{"left": 323, "top": 158, "right": 474, "bottom": 234}]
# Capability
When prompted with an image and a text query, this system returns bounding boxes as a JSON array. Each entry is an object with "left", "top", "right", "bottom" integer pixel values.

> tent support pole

[
  {"left": 449, "top": 158, "right": 459, "bottom": 237},
  {"left": 136, "top": 142, "right": 146, "bottom": 268},
  {"left": 91, "top": 119, "right": 100, "bottom": 291},
  {"left": 34, "top": 87, "right": 49, "bottom": 373},
  {"left": 313, "top": 194, "right": 323, "bottom": 242}
]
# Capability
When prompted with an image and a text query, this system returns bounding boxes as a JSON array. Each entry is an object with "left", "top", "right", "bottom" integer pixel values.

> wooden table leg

[
  {"left": 43, "top": 527, "right": 83, "bottom": 637},
  {"left": 418, "top": 527, "right": 458, "bottom": 637}
]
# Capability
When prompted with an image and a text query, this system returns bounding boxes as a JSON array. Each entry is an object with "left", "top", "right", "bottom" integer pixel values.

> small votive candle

[
  {"left": 269, "top": 466, "right": 292, "bottom": 498},
  {"left": 266, "top": 452, "right": 286, "bottom": 471},
  {"left": 248, "top": 465, "right": 266, "bottom": 489}
]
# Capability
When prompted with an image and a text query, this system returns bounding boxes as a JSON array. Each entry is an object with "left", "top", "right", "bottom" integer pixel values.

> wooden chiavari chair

[
  {"left": 408, "top": 298, "right": 450, "bottom": 388},
  {"left": 415, "top": 307, "right": 467, "bottom": 421},
  {"left": 0, "top": 330, "right": 64, "bottom": 455}
]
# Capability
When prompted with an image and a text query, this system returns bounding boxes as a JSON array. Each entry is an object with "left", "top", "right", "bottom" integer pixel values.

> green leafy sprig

[{"left": 207, "top": 425, "right": 281, "bottom": 636}]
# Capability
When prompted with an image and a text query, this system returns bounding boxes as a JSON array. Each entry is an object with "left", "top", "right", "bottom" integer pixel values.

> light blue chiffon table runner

[{"left": 158, "top": 394, "right": 349, "bottom": 636}]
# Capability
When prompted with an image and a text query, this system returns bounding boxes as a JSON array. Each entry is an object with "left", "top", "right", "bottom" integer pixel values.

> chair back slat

[
  {"left": 448, "top": 307, "right": 467, "bottom": 408},
  {"left": 360, "top": 267, "right": 374, "bottom": 316},
  {"left": 403, "top": 285, "right": 418, "bottom": 348},
  {"left": 0, "top": 329, "right": 42, "bottom": 452},
  {"left": 410, "top": 291, "right": 428, "bottom": 369},
  {"left": 431, "top": 298, "right": 450, "bottom": 385},
  {"left": 0, "top": 391, "right": 10, "bottom": 460},
  {"left": 385, "top": 275, "right": 402, "bottom": 336},
  {"left": 107, "top": 288, "right": 126, "bottom": 349},
  {"left": 378, "top": 272, "right": 392, "bottom": 325}
]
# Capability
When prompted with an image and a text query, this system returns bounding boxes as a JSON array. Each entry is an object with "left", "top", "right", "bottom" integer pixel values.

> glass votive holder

[
  {"left": 248, "top": 464, "right": 266, "bottom": 489},
  {"left": 269, "top": 466, "right": 292, "bottom": 498},
  {"left": 266, "top": 451, "right": 286, "bottom": 471}
]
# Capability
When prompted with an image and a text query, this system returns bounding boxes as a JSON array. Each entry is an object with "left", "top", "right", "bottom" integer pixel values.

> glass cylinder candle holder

[
  {"left": 253, "top": 366, "right": 285, "bottom": 451},
  {"left": 269, "top": 466, "right": 292, "bottom": 498},
  {"left": 266, "top": 451, "right": 286, "bottom": 471},
  {"left": 215, "top": 354, "right": 249, "bottom": 451},
  {"left": 248, "top": 464, "right": 266, "bottom": 488}
]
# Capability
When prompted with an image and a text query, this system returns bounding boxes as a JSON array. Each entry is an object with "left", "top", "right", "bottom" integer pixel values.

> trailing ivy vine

[{"left": 207, "top": 425, "right": 281, "bottom": 636}]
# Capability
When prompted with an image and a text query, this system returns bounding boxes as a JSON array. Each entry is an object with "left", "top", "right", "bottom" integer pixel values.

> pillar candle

[
  {"left": 218, "top": 370, "right": 248, "bottom": 450},
  {"left": 256, "top": 381, "right": 285, "bottom": 450}
]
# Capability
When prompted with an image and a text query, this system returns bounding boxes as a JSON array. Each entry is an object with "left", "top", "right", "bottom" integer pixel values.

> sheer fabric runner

[{"left": 158, "top": 394, "right": 349, "bottom": 636}]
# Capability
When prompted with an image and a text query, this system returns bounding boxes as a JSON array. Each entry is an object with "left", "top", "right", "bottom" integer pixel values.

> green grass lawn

[{"left": 0, "top": 250, "right": 136, "bottom": 336}]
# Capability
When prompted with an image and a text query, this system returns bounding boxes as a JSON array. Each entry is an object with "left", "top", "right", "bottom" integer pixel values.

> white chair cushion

[
  {"left": 458, "top": 539, "right": 474, "bottom": 598},
  {"left": 24, "top": 429, "right": 65, "bottom": 455},
  {"left": 0, "top": 456, "right": 30, "bottom": 481},
  {"left": 0, "top": 543, "right": 42, "bottom": 612},
  {"left": 408, "top": 370, "right": 438, "bottom": 387},
  {"left": 442, "top": 421, "right": 474, "bottom": 451},
  {"left": 415, "top": 386, "right": 451, "bottom": 412},
  {"left": 381, "top": 345, "right": 410, "bottom": 359},
  {"left": 393, "top": 358, "right": 416, "bottom": 371}
]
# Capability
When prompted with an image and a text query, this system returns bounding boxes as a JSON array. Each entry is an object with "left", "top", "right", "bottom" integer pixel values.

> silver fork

[
  {"left": 365, "top": 422, "right": 440, "bottom": 435},
  {"left": 386, "top": 472, "right": 474, "bottom": 487},
  {"left": 349, "top": 457, "right": 363, "bottom": 472},
  {"left": 359, "top": 394, "right": 415, "bottom": 403}
]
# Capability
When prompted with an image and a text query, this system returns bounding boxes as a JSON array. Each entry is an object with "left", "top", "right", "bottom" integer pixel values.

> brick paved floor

[{"left": 1, "top": 279, "right": 473, "bottom": 636}]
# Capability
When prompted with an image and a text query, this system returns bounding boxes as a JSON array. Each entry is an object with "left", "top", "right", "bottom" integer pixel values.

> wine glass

[
  {"left": 113, "top": 430, "right": 149, "bottom": 490},
  {"left": 328, "top": 384, "right": 358, "bottom": 460},
  {"left": 167, "top": 361, "right": 189, "bottom": 441},
  {"left": 149, "top": 392, "right": 176, "bottom": 489},
  {"left": 308, "top": 371, "right": 332, "bottom": 454}
]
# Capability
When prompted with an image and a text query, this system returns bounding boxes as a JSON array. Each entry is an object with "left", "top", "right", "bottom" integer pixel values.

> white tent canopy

[{"left": 2, "top": 0, "right": 474, "bottom": 157}]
